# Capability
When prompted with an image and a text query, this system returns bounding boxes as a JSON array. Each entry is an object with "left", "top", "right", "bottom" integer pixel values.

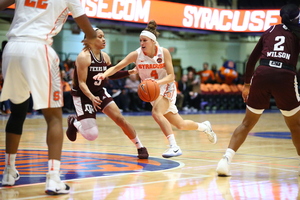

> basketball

[{"left": 138, "top": 79, "right": 160, "bottom": 102}]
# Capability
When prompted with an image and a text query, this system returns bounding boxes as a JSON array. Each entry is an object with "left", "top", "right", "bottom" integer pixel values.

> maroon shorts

[
  {"left": 247, "top": 65, "right": 300, "bottom": 111},
  {"left": 72, "top": 88, "right": 113, "bottom": 121}
]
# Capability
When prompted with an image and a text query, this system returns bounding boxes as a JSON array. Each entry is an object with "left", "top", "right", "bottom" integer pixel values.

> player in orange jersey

[
  {"left": 94, "top": 20, "right": 218, "bottom": 158},
  {"left": 0, "top": 0, "right": 100, "bottom": 195}
]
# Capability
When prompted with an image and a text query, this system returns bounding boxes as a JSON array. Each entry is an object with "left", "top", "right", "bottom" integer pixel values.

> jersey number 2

[
  {"left": 274, "top": 36, "right": 285, "bottom": 51},
  {"left": 25, "top": 0, "right": 48, "bottom": 9}
]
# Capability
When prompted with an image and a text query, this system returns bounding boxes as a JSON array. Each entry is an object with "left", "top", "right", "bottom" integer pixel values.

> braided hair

[{"left": 280, "top": 4, "right": 300, "bottom": 39}]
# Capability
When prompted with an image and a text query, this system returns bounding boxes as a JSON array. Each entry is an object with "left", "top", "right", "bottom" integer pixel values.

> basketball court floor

[{"left": 0, "top": 110, "right": 299, "bottom": 199}]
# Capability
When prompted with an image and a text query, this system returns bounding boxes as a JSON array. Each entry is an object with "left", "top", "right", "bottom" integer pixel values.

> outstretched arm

[
  {"left": 73, "top": 14, "right": 97, "bottom": 49},
  {"left": 93, "top": 51, "right": 138, "bottom": 80}
]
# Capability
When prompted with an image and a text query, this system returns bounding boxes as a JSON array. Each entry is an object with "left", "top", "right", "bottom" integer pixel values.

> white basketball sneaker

[
  {"left": 216, "top": 156, "right": 231, "bottom": 176},
  {"left": 2, "top": 166, "right": 20, "bottom": 186},
  {"left": 162, "top": 146, "right": 182, "bottom": 158},
  {"left": 202, "top": 121, "right": 217, "bottom": 144},
  {"left": 45, "top": 171, "right": 70, "bottom": 195}
]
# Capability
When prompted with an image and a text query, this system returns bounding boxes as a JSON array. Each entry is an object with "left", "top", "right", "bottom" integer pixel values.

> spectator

[
  {"left": 177, "top": 74, "right": 191, "bottom": 111},
  {"left": 106, "top": 78, "right": 130, "bottom": 112},
  {"left": 61, "top": 69, "right": 74, "bottom": 113},
  {"left": 187, "top": 70, "right": 201, "bottom": 111},
  {"left": 125, "top": 74, "right": 143, "bottom": 111},
  {"left": 196, "top": 62, "right": 216, "bottom": 84}
]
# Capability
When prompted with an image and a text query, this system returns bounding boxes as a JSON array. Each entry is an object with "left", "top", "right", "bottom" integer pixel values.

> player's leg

[
  {"left": 66, "top": 95, "right": 99, "bottom": 141},
  {"left": 28, "top": 44, "right": 69, "bottom": 195},
  {"left": 216, "top": 107, "right": 261, "bottom": 176},
  {"left": 2, "top": 99, "right": 29, "bottom": 186},
  {"left": 282, "top": 109, "right": 300, "bottom": 175},
  {"left": 151, "top": 96, "right": 182, "bottom": 158},
  {"left": 42, "top": 108, "right": 70, "bottom": 195},
  {"left": 1, "top": 41, "right": 31, "bottom": 186},
  {"left": 103, "top": 102, "right": 148, "bottom": 159},
  {"left": 164, "top": 103, "right": 217, "bottom": 144}
]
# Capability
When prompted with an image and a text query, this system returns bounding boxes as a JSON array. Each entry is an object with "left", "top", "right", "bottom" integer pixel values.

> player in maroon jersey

[
  {"left": 66, "top": 28, "right": 148, "bottom": 159},
  {"left": 216, "top": 4, "right": 300, "bottom": 176}
]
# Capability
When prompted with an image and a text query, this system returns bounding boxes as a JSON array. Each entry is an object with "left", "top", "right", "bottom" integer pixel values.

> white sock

[
  {"left": 224, "top": 148, "right": 235, "bottom": 163},
  {"left": 131, "top": 136, "right": 143, "bottom": 149},
  {"left": 48, "top": 159, "right": 61, "bottom": 172},
  {"left": 5, "top": 153, "right": 16, "bottom": 170},
  {"left": 73, "top": 119, "right": 80, "bottom": 130},
  {"left": 197, "top": 122, "right": 207, "bottom": 131},
  {"left": 167, "top": 134, "right": 177, "bottom": 147}
]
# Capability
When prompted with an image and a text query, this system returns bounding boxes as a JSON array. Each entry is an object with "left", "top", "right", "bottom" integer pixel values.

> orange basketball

[{"left": 138, "top": 79, "right": 160, "bottom": 102}]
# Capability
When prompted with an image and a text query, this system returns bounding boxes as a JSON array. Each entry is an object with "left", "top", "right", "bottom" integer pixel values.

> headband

[{"left": 140, "top": 30, "right": 157, "bottom": 42}]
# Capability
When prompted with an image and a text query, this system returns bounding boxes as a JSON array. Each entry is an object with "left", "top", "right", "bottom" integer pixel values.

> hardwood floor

[{"left": 0, "top": 110, "right": 299, "bottom": 199}]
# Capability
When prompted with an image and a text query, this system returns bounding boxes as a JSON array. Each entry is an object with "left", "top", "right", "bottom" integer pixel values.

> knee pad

[
  {"left": 78, "top": 118, "right": 98, "bottom": 141},
  {"left": 6, "top": 99, "right": 30, "bottom": 135}
]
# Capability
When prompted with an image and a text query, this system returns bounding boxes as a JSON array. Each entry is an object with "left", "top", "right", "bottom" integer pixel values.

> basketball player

[
  {"left": 66, "top": 28, "right": 149, "bottom": 159},
  {"left": 94, "top": 20, "right": 217, "bottom": 158},
  {"left": 216, "top": 4, "right": 300, "bottom": 176},
  {"left": 0, "top": 0, "right": 100, "bottom": 195}
]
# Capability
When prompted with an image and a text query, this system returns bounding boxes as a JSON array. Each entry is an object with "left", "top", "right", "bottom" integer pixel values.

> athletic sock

[
  {"left": 224, "top": 148, "right": 236, "bottom": 163},
  {"left": 197, "top": 122, "right": 206, "bottom": 131},
  {"left": 5, "top": 153, "right": 17, "bottom": 170},
  {"left": 167, "top": 134, "right": 177, "bottom": 147},
  {"left": 131, "top": 136, "right": 143, "bottom": 149},
  {"left": 73, "top": 119, "right": 80, "bottom": 130},
  {"left": 48, "top": 159, "right": 60, "bottom": 172}
]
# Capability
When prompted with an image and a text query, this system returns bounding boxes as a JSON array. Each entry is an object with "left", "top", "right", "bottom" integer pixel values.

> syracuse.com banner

[
  {"left": 81, "top": 0, "right": 280, "bottom": 32},
  {"left": 9, "top": 0, "right": 281, "bottom": 32}
]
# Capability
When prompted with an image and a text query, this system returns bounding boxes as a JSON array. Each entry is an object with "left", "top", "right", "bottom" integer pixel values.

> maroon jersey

[
  {"left": 245, "top": 24, "right": 300, "bottom": 83},
  {"left": 71, "top": 50, "right": 129, "bottom": 97},
  {"left": 72, "top": 50, "right": 108, "bottom": 96}
]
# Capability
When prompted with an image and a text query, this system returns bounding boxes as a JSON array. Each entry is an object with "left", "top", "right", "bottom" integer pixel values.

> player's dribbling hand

[{"left": 129, "top": 67, "right": 138, "bottom": 75}]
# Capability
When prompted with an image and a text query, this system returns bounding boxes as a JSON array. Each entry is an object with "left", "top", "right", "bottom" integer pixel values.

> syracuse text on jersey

[{"left": 138, "top": 63, "right": 165, "bottom": 69}]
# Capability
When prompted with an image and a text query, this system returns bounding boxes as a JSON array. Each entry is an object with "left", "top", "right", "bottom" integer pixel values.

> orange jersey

[{"left": 197, "top": 70, "right": 215, "bottom": 83}]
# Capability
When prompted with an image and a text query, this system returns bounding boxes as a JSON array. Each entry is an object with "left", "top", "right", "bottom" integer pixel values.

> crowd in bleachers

[{"left": 176, "top": 60, "right": 246, "bottom": 112}]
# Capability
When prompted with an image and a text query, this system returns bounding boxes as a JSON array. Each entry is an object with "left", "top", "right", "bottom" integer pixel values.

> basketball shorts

[
  {"left": 151, "top": 82, "right": 178, "bottom": 114},
  {"left": 72, "top": 88, "right": 113, "bottom": 121},
  {"left": 0, "top": 40, "right": 62, "bottom": 110},
  {"left": 247, "top": 66, "right": 300, "bottom": 112}
]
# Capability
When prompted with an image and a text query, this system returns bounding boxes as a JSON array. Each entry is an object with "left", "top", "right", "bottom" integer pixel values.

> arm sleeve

[{"left": 108, "top": 71, "right": 130, "bottom": 80}]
